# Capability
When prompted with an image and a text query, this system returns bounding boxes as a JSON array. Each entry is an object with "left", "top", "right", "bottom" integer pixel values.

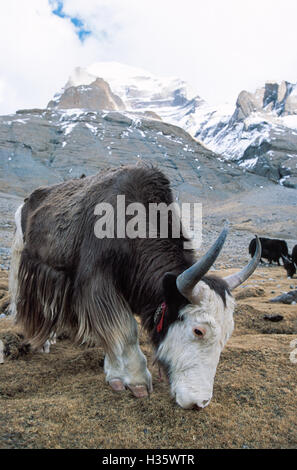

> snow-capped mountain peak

[
  {"left": 48, "top": 63, "right": 297, "bottom": 188},
  {"left": 62, "top": 62, "right": 205, "bottom": 122}
]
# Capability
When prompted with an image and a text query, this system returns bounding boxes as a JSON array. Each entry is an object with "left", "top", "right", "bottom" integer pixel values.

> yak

[
  {"left": 9, "top": 165, "right": 261, "bottom": 410},
  {"left": 249, "top": 237, "right": 289, "bottom": 265},
  {"left": 282, "top": 244, "right": 297, "bottom": 278}
]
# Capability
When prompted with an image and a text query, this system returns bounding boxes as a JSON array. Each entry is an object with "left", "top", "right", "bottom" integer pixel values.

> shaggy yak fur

[{"left": 16, "top": 165, "right": 230, "bottom": 354}]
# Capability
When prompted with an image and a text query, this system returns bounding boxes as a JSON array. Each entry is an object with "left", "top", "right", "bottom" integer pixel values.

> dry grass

[{"left": 0, "top": 267, "right": 296, "bottom": 449}]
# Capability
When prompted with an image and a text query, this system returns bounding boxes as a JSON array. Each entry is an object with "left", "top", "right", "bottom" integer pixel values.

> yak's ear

[{"left": 162, "top": 272, "right": 188, "bottom": 313}]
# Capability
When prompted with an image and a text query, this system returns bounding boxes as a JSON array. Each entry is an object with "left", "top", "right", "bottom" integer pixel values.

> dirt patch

[
  {"left": 0, "top": 268, "right": 296, "bottom": 449},
  {"left": 234, "top": 287, "right": 265, "bottom": 300}
]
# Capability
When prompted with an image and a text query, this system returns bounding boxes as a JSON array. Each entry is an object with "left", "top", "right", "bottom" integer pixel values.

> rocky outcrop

[
  {"left": 48, "top": 78, "right": 125, "bottom": 111},
  {"left": 232, "top": 81, "right": 297, "bottom": 122},
  {"left": 232, "top": 89, "right": 265, "bottom": 121},
  {"left": 194, "top": 81, "right": 297, "bottom": 188},
  {"left": 285, "top": 86, "right": 297, "bottom": 115}
]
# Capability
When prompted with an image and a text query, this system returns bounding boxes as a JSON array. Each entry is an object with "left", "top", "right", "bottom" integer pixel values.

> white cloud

[
  {"left": 0, "top": 0, "right": 98, "bottom": 114},
  {"left": 0, "top": 0, "right": 296, "bottom": 114},
  {"left": 60, "top": 0, "right": 297, "bottom": 104}
]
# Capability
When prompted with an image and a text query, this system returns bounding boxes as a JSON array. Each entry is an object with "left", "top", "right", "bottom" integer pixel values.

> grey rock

[{"left": 269, "top": 290, "right": 297, "bottom": 304}]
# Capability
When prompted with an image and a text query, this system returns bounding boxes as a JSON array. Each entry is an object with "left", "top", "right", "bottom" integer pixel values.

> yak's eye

[{"left": 193, "top": 327, "right": 206, "bottom": 338}]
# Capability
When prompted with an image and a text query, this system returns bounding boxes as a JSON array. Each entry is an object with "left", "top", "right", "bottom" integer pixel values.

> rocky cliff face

[
  {"left": 233, "top": 81, "right": 296, "bottom": 121},
  {"left": 48, "top": 77, "right": 125, "bottom": 111},
  {"left": 193, "top": 82, "right": 297, "bottom": 189}
]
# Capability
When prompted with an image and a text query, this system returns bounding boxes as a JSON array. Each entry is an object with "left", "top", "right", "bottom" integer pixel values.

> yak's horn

[
  {"left": 176, "top": 223, "right": 229, "bottom": 299},
  {"left": 224, "top": 235, "right": 261, "bottom": 290}
]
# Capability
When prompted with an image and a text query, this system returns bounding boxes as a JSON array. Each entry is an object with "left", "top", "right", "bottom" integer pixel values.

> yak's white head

[{"left": 155, "top": 227, "right": 261, "bottom": 410}]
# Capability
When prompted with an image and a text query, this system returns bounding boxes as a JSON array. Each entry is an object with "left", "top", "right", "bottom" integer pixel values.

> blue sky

[
  {"left": 50, "top": 0, "right": 91, "bottom": 41},
  {"left": 0, "top": 0, "right": 296, "bottom": 115}
]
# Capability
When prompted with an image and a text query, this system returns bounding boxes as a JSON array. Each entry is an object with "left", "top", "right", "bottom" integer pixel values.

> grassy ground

[{"left": 0, "top": 266, "right": 296, "bottom": 449}]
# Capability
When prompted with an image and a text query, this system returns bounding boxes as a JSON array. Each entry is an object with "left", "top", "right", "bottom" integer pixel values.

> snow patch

[
  {"left": 239, "top": 157, "right": 259, "bottom": 169},
  {"left": 14, "top": 118, "right": 29, "bottom": 124},
  {"left": 58, "top": 109, "right": 88, "bottom": 120},
  {"left": 85, "top": 123, "right": 97, "bottom": 134},
  {"left": 279, "top": 175, "right": 290, "bottom": 185},
  {"left": 281, "top": 115, "right": 297, "bottom": 130},
  {"left": 62, "top": 122, "right": 77, "bottom": 135}
]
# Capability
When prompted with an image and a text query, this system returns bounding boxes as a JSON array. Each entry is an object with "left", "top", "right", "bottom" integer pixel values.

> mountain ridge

[{"left": 48, "top": 63, "right": 297, "bottom": 189}]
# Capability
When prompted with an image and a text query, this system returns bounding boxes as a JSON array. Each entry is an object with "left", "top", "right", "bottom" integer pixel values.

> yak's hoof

[
  {"left": 127, "top": 384, "right": 149, "bottom": 398},
  {"left": 109, "top": 379, "right": 125, "bottom": 392},
  {"left": 38, "top": 341, "right": 50, "bottom": 353}
]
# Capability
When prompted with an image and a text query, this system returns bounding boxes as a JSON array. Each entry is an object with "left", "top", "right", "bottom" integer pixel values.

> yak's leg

[
  {"left": 10, "top": 207, "right": 56, "bottom": 353},
  {"left": 104, "top": 316, "right": 152, "bottom": 398},
  {"left": 38, "top": 333, "right": 57, "bottom": 353},
  {"left": 9, "top": 204, "right": 24, "bottom": 317},
  {"left": 104, "top": 350, "right": 125, "bottom": 391},
  {"left": 0, "top": 339, "right": 4, "bottom": 364},
  {"left": 76, "top": 276, "right": 152, "bottom": 398}
]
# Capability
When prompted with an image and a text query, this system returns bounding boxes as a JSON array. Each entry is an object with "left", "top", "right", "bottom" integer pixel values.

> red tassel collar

[{"left": 154, "top": 302, "right": 167, "bottom": 333}]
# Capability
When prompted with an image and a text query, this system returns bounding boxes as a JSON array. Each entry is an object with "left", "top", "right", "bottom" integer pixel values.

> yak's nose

[
  {"left": 194, "top": 399, "right": 211, "bottom": 410},
  {"left": 176, "top": 392, "right": 211, "bottom": 410}
]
